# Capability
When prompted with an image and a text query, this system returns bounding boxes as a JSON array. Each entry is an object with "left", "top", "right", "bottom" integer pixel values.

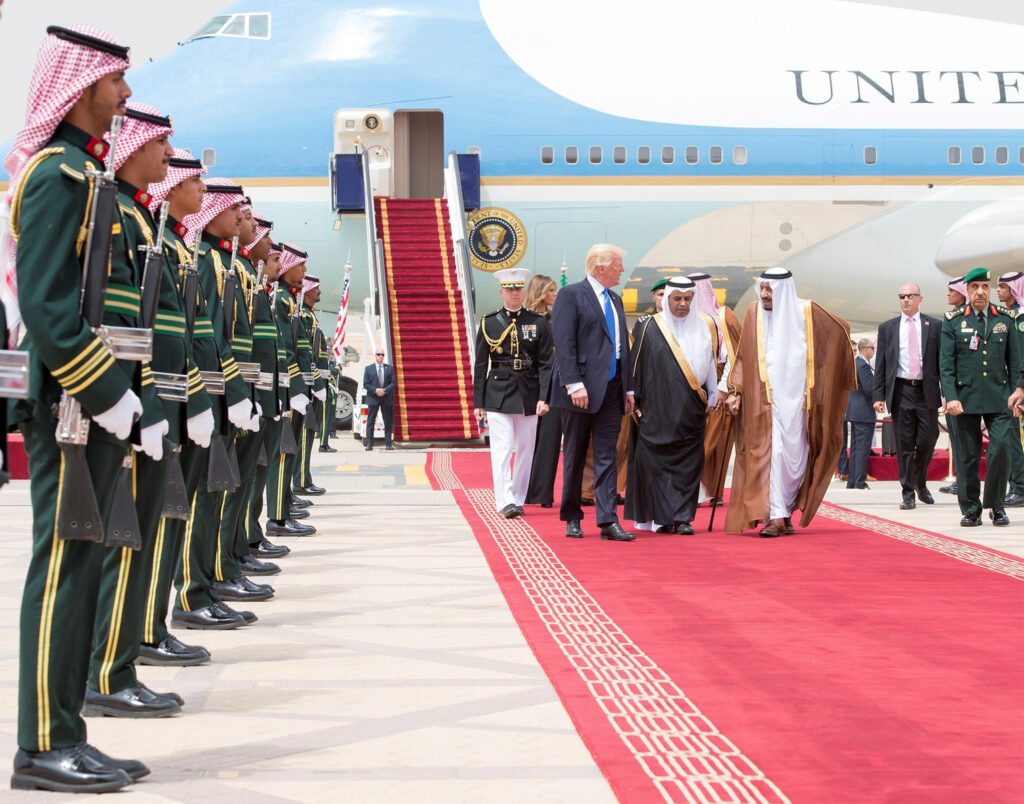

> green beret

[
  {"left": 964, "top": 266, "right": 991, "bottom": 284},
  {"left": 650, "top": 278, "right": 668, "bottom": 293}
]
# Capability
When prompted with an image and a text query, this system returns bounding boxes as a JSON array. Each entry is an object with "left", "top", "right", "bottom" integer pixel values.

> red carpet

[
  {"left": 375, "top": 198, "right": 477, "bottom": 442},
  {"left": 867, "top": 448, "right": 985, "bottom": 481},
  {"left": 427, "top": 451, "right": 1024, "bottom": 803}
]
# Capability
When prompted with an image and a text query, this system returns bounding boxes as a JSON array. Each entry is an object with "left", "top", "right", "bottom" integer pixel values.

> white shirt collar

[{"left": 586, "top": 274, "right": 607, "bottom": 296}]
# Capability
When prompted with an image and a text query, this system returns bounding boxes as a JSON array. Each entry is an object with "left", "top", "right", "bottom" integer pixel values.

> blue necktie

[{"left": 603, "top": 289, "right": 617, "bottom": 381}]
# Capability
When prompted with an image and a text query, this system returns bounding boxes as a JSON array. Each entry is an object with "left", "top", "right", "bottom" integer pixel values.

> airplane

[{"left": 3, "top": 0, "right": 1022, "bottom": 412}]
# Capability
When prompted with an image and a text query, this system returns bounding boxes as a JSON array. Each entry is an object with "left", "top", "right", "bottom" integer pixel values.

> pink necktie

[{"left": 907, "top": 317, "right": 921, "bottom": 378}]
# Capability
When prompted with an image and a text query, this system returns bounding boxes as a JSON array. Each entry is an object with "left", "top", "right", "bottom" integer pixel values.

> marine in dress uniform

[
  {"left": 7, "top": 25, "right": 152, "bottom": 792},
  {"left": 473, "top": 268, "right": 554, "bottom": 517},
  {"left": 940, "top": 267, "right": 1021, "bottom": 527}
]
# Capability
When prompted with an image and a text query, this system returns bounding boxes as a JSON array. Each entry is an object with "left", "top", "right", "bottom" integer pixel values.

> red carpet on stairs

[
  {"left": 375, "top": 197, "right": 477, "bottom": 442},
  {"left": 426, "top": 451, "right": 1024, "bottom": 804}
]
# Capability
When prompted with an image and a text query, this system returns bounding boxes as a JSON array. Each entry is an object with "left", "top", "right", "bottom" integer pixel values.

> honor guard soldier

[
  {"left": 265, "top": 244, "right": 316, "bottom": 536},
  {"left": 6, "top": 25, "right": 152, "bottom": 792},
  {"left": 940, "top": 267, "right": 1021, "bottom": 527},
  {"left": 473, "top": 268, "right": 554, "bottom": 517},
  {"left": 293, "top": 275, "right": 327, "bottom": 496},
  {"left": 320, "top": 357, "right": 339, "bottom": 452},
  {"left": 996, "top": 271, "right": 1024, "bottom": 507},
  {"left": 83, "top": 103, "right": 186, "bottom": 720}
]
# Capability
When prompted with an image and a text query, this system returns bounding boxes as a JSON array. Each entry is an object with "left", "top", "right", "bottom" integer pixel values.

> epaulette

[
  {"left": 945, "top": 306, "right": 965, "bottom": 320},
  {"left": 484, "top": 309, "right": 501, "bottom": 318},
  {"left": 993, "top": 304, "right": 1012, "bottom": 317},
  {"left": 637, "top": 313, "right": 652, "bottom": 323},
  {"left": 10, "top": 147, "right": 67, "bottom": 240}
]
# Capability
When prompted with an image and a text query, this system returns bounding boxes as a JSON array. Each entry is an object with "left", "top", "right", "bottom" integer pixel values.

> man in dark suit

[
  {"left": 873, "top": 282, "right": 942, "bottom": 509},
  {"left": 846, "top": 338, "right": 876, "bottom": 489},
  {"left": 363, "top": 349, "right": 395, "bottom": 450},
  {"left": 551, "top": 244, "right": 635, "bottom": 541}
]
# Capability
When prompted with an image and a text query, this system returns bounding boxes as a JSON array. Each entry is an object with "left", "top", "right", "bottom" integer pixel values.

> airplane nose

[{"left": 935, "top": 199, "right": 1024, "bottom": 278}]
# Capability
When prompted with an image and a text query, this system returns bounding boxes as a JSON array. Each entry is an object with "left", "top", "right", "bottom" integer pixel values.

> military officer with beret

[
  {"left": 940, "top": 266, "right": 1021, "bottom": 527},
  {"left": 473, "top": 268, "right": 553, "bottom": 518}
]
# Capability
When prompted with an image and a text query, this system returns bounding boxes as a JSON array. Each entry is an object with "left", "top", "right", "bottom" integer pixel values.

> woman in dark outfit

[{"left": 524, "top": 275, "right": 560, "bottom": 506}]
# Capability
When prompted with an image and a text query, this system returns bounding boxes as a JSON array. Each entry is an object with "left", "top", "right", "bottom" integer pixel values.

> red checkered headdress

[
  {"left": 279, "top": 243, "right": 307, "bottom": 274},
  {"left": 248, "top": 215, "right": 273, "bottom": 251},
  {"left": 301, "top": 274, "right": 320, "bottom": 296},
  {"left": 147, "top": 148, "right": 206, "bottom": 212},
  {"left": 688, "top": 272, "right": 728, "bottom": 362},
  {"left": 998, "top": 271, "right": 1024, "bottom": 307},
  {"left": 109, "top": 102, "right": 173, "bottom": 172},
  {"left": 182, "top": 178, "right": 246, "bottom": 245}
]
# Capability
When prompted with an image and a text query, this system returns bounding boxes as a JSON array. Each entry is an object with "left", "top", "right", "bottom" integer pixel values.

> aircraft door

[
  {"left": 333, "top": 109, "right": 394, "bottom": 197},
  {"left": 394, "top": 110, "right": 444, "bottom": 199}
]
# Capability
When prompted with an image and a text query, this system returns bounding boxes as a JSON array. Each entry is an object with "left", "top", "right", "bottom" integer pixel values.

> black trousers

[
  {"left": 559, "top": 377, "right": 623, "bottom": 526},
  {"left": 526, "top": 402, "right": 562, "bottom": 505},
  {"left": 365, "top": 402, "right": 393, "bottom": 447},
  {"left": 846, "top": 421, "right": 873, "bottom": 488},
  {"left": 891, "top": 381, "right": 938, "bottom": 496},
  {"left": 837, "top": 421, "right": 849, "bottom": 475}
]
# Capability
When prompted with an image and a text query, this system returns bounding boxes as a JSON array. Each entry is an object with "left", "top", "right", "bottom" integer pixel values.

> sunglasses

[{"left": 897, "top": 293, "right": 920, "bottom": 299}]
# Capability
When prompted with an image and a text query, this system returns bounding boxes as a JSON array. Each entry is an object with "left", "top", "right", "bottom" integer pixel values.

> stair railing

[
  {"left": 362, "top": 147, "right": 392, "bottom": 364},
  {"left": 444, "top": 151, "right": 477, "bottom": 383}
]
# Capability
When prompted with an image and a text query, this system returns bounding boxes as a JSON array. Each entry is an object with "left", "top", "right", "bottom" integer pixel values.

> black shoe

[
  {"left": 1003, "top": 493, "right": 1024, "bottom": 508},
  {"left": 539, "top": 502, "right": 553, "bottom": 509},
  {"left": 385, "top": 444, "right": 395, "bottom": 450},
  {"left": 900, "top": 496, "right": 916, "bottom": 510},
  {"left": 79, "top": 744, "right": 150, "bottom": 781},
  {"left": 566, "top": 520, "right": 583, "bottom": 538},
  {"left": 297, "top": 484, "right": 326, "bottom": 496},
  {"left": 990, "top": 509, "right": 1011, "bottom": 527},
  {"left": 11, "top": 744, "right": 134, "bottom": 793},
  {"left": 253, "top": 537, "right": 291, "bottom": 559},
  {"left": 319, "top": 445, "right": 337, "bottom": 453},
  {"left": 599, "top": 522, "right": 635, "bottom": 542},
  {"left": 289, "top": 506, "right": 310, "bottom": 520},
  {"left": 266, "top": 518, "right": 316, "bottom": 536},
  {"left": 960, "top": 512, "right": 982, "bottom": 527},
  {"left": 852, "top": 483, "right": 870, "bottom": 490},
  {"left": 675, "top": 522, "right": 695, "bottom": 535},
  {"left": 172, "top": 604, "right": 244, "bottom": 630},
  {"left": 82, "top": 683, "right": 181, "bottom": 719},
  {"left": 138, "top": 681, "right": 183, "bottom": 707},
  {"left": 214, "top": 577, "right": 274, "bottom": 602},
  {"left": 917, "top": 486, "right": 935, "bottom": 505},
  {"left": 138, "top": 634, "right": 210, "bottom": 667},
  {"left": 365, "top": 445, "right": 373, "bottom": 451},
  {"left": 214, "top": 601, "right": 257, "bottom": 625},
  {"left": 291, "top": 496, "right": 312, "bottom": 508},
  {"left": 581, "top": 498, "right": 594, "bottom": 506},
  {"left": 501, "top": 503, "right": 521, "bottom": 519},
  {"left": 615, "top": 494, "right": 625, "bottom": 505},
  {"left": 939, "top": 481, "right": 958, "bottom": 495},
  {"left": 240, "top": 553, "right": 280, "bottom": 576}
]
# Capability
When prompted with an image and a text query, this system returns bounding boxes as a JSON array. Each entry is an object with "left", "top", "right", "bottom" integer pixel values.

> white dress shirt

[{"left": 896, "top": 313, "right": 923, "bottom": 380}]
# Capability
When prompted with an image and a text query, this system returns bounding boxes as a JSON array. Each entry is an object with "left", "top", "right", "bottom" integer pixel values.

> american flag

[{"left": 331, "top": 258, "right": 352, "bottom": 361}]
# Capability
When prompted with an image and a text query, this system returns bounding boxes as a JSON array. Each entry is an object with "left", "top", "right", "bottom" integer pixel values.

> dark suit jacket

[
  {"left": 846, "top": 355, "right": 876, "bottom": 423},
  {"left": 472, "top": 309, "right": 553, "bottom": 414},
  {"left": 550, "top": 278, "right": 633, "bottom": 411},
  {"left": 873, "top": 313, "right": 941, "bottom": 410},
  {"left": 363, "top": 362, "right": 395, "bottom": 407}
]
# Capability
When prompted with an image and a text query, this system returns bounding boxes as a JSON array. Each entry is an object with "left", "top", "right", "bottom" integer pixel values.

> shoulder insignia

[
  {"left": 58, "top": 163, "right": 85, "bottom": 182},
  {"left": 993, "top": 304, "right": 1012, "bottom": 317},
  {"left": 945, "top": 306, "right": 965, "bottom": 320},
  {"left": 9, "top": 147, "right": 70, "bottom": 241},
  {"left": 637, "top": 314, "right": 651, "bottom": 323}
]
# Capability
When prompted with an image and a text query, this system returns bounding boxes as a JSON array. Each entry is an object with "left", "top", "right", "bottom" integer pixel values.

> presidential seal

[{"left": 466, "top": 207, "right": 527, "bottom": 272}]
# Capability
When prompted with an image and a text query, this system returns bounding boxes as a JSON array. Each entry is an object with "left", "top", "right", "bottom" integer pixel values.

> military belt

[
  {"left": 103, "top": 282, "right": 141, "bottom": 318},
  {"left": 193, "top": 316, "right": 215, "bottom": 340},
  {"left": 494, "top": 356, "right": 534, "bottom": 371},
  {"left": 153, "top": 371, "right": 188, "bottom": 402},
  {"left": 301, "top": 371, "right": 315, "bottom": 386},
  {"left": 154, "top": 310, "right": 187, "bottom": 338},
  {"left": 236, "top": 361, "right": 261, "bottom": 383},
  {"left": 257, "top": 372, "right": 275, "bottom": 391},
  {"left": 253, "top": 323, "right": 278, "bottom": 340},
  {"left": 231, "top": 335, "right": 254, "bottom": 353},
  {"left": 199, "top": 370, "right": 225, "bottom": 395}
]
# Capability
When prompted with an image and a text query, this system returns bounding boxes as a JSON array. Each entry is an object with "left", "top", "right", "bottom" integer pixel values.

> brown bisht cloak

[
  {"left": 724, "top": 300, "right": 854, "bottom": 532},
  {"left": 702, "top": 304, "right": 743, "bottom": 498}
]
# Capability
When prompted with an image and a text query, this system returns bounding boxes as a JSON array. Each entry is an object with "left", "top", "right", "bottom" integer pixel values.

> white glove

[
  {"left": 93, "top": 389, "right": 143, "bottom": 441},
  {"left": 290, "top": 393, "right": 309, "bottom": 415},
  {"left": 247, "top": 414, "right": 260, "bottom": 432},
  {"left": 227, "top": 399, "right": 253, "bottom": 429},
  {"left": 134, "top": 419, "right": 169, "bottom": 461},
  {"left": 187, "top": 408, "right": 215, "bottom": 448},
  {"left": 273, "top": 414, "right": 281, "bottom": 422},
  {"left": 255, "top": 401, "right": 263, "bottom": 418},
  {"left": 313, "top": 388, "right": 327, "bottom": 402}
]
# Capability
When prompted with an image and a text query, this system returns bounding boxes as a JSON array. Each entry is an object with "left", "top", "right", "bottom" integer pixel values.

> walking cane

[{"left": 707, "top": 411, "right": 733, "bottom": 533}]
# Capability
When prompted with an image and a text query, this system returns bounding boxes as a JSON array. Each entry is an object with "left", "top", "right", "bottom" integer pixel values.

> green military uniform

[
  {"left": 10, "top": 123, "right": 137, "bottom": 751},
  {"left": 294, "top": 303, "right": 326, "bottom": 489},
  {"left": 940, "top": 288, "right": 1021, "bottom": 519},
  {"left": 87, "top": 181, "right": 177, "bottom": 702},
  {"left": 321, "top": 359, "right": 338, "bottom": 448},
  {"left": 266, "top": 285, "right": 308, "bottom": 520},
  {"left": 1003, "top": 299, "right": 1024, "bottom": 499}
]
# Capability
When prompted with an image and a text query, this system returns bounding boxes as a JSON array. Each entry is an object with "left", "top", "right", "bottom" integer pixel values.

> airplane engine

[{"left": 935, "top": 200, "right": 1024, "bottom": 278}]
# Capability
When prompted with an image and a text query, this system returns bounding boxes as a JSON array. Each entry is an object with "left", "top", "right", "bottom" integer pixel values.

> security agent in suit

[
  {"left": 362, "top": 349, "right": 395, "bottom": 449},
  {"left": 873, "top": 282, "right": 942, "bottom": 510},
  {"left": 846, "top": 338, "right": 876, "bottom": 489},
  {"left": 942, "top": 267, "right": 1020, "bottom": 527},
  {"left": 551, "top": 244, "right": 635, "bottom": 541},
  {"left": 473, "top": 268, "right": 553, "bottom": 517}
]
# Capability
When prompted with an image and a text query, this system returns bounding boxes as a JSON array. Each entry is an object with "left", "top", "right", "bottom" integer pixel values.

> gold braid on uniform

[{"left": 482, "top": 319, "right": 518, "bottom": 356}]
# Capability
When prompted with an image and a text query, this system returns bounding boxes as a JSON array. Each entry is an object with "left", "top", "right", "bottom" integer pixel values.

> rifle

[{"left": 220, "top": 236, "right": 242, "bottom": 488}]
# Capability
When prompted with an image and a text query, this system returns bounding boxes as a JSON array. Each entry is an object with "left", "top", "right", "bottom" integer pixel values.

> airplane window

[
  {"left": 971, "top": 146, "right": 985, "bottom": 165},
  {"left": 565, "top": 146, "right": 579, "bottom": 165},
  {"left": 248, "top": 14, "right": 271, "bottom": 39},
  {"left": 637, "top": 146, "right": 651, "bottom": 165},
  {"left": 661, "top": 146, "right": 675, "bottom": 164},
  {"left": 864, "top": 146, "right": 877, "bottom": 166},
  {"left": 540, "top": 146, "right": 554, "bottom": 165},
  {"left": 589, "top": 146, "right": 603, "bottom": 164},
  {"left": 948, "top": 146, "right": 961, "bottom": 165},
  {"left": 222, "top": 15, "right": 246, "bottom": 36},
  {"left": 188, "top": 15, "right": 230, "bottom": 40},
  {"left": 733, "top": 145, "right": 748, "bottom": 165},
  {"left": 995, "top": 146, "right": 1008, "bottom": 165},
  {"left": 685, "top": 146, "right": 699, "bottom": 164},
  {"left": 1020, "top": 146, "right": 1024, "bottom": 164},
  {"left": 613, "top": 146, "right": 627, "bottom": 164},
  {"left": 709, "top": 146, "right": 723, "bottom": 165}
]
